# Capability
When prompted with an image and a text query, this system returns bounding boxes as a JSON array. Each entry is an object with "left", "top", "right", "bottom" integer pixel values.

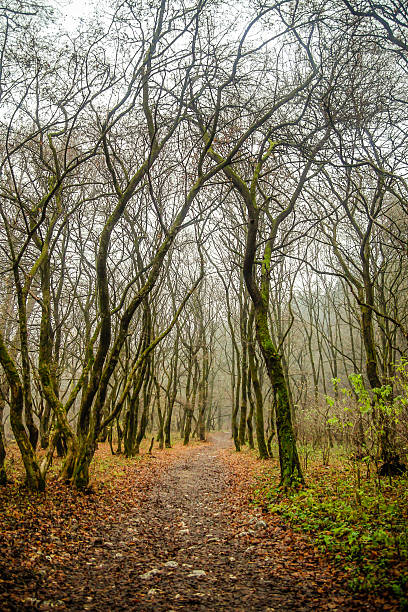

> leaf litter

[{"left": 0, "top": 434, "right": 401, "bottom": 610}]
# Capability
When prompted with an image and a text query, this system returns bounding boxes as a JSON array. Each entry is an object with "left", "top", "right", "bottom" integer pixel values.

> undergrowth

[{"left": 252, "top": 452, "right": 408, "bottom": 606}]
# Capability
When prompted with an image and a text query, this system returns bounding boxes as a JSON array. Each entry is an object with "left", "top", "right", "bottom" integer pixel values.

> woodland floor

[{"left": 0, "top": 433, "right": 402, "bottom": 611}]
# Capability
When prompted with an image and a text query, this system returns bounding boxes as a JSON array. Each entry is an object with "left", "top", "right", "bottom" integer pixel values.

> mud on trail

[{"left": 1, "top": 434, "right": 378, "bottom": 611}]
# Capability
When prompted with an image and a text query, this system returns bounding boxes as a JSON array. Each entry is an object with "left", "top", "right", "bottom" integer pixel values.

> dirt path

[{"left": 47, "top": 432, "right": 371, "bottom": 611}]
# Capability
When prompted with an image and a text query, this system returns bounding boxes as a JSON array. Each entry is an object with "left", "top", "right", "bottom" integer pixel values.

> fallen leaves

[
  {"left": 220, "top": 445, "right": 404, "bottom": 611},
  {"left": 0, "top": 435, "right": 403, "bottom": 611},
  {"left": 0, "top": 440, "right": 190, "bottom": 611}
]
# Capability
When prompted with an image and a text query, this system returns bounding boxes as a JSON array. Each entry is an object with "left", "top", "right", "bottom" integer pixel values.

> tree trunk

[
  {"left": 239, "top": 297, "right": 248, "bottom": 446},
  {"left": 243, "top": 211, "right": 303, "bottom": 487},
  {"left": 198, "top": 345, "right": 208, "bottom": 442},
  {"left": 0, "top": 334, "right": 45, "bottom": 491},
  {"left": 154, "top": 376, "right": 164, "bottom": 449},
  {"left": 248, "top": 308, "right": 268, "bottom": 458},
  {"left": 134, "top": 359, "right": 153, "bottom": 453},
  {"left": 232, "top": 361, "right": 241, "bottom": 451},
  {"left": 0, "top": 399, "right": 7, "bottom": 484}
]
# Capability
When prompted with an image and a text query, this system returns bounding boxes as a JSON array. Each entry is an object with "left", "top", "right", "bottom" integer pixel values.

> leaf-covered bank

[{"left": 247, "top": 447, "right": 408, "bottom": 609}]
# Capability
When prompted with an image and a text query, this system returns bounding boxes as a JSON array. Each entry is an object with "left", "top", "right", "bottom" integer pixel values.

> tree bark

[
  {"left": 0, "top": 333, "right": 45, "bottom": 491},
  {"left": 248, "top": 308, "right": 269, "bottom": 458}
]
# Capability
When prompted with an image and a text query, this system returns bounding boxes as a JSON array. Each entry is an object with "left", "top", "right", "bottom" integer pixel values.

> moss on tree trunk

[
  {"left": 0, "top": 334, "right": 45, "bottom": 491},
  {"left": 255, "top": 309, "right": 304, "bottom": 487}
]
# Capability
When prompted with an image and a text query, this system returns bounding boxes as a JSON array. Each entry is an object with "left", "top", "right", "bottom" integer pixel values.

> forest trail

[
  {"left": 52, "top": 433, "right": 370, "bottom": 611},
  {"left": 2, "top": 434, "right": 382, "bottom": 611}
]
